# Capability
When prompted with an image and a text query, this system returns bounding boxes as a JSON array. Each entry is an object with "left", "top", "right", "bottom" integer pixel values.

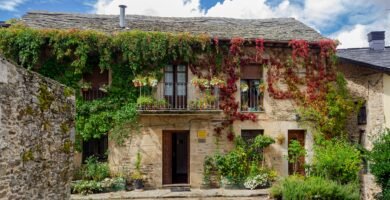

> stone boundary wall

[{"left": 0, "top": 56, "right": 75, "bottom": 200}]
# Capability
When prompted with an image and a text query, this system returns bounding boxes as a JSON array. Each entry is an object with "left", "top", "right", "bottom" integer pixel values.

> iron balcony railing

[{"left": 137, "top": 82, "right": 220, "bottom": 111}]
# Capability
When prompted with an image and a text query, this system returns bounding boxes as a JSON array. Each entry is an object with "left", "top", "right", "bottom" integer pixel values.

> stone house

[
  {"left": 20, "top": 10, "right": 330, "bottom": 188},
  {"left": 337, "top": 31, "right": 390, "bottom": 200}
]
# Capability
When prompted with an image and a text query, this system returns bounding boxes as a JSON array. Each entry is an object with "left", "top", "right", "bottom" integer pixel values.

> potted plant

[
  {"left": 156, "top": 99, "right": 167, "bottom": 109},
  {"left": 275, "top": 133, "right": 285, "bottom": 145},
  {"left": 132, "top": 76, "right": 148, "bottom": 87},
  {"left": 79, "top": 81, "right": 92, "bottom": 92},
  {"left": 240, "top": 82, "right": 249, "bottom": 92},
  {"left": 210, "top": 77, "right": 226, "bottom": 88},
  {"left": 147, "top": 76, "right": 158, "bottom": 88},
  {"left": 131, "top": 151, "right": 144, "bottom": 191},
  {"left": 136, "top": 96, "right": 154, "bottom": 109}
]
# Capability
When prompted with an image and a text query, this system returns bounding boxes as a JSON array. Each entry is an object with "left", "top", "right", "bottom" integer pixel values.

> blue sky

[{"left": 0, "top": 0, "right": 389, "bottom": 48}]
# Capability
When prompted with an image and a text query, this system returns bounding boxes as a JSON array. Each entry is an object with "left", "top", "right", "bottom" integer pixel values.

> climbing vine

[{"left": 0, "top": 23, "right": 354, "bottom": 147}]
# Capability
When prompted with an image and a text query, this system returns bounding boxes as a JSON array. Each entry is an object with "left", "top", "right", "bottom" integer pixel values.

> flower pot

[{"left": 133, "top": 179, "right": 144, "bottom": 191}]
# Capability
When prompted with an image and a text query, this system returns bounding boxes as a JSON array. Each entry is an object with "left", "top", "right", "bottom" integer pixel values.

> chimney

[
  {"left": 119, "top": 5, "right": 127, "bottom": 28},
  {"left": 367, "top": 31, "right": 385, "bottom": 51}
]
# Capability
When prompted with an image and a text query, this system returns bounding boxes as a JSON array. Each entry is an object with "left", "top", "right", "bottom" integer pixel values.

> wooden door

[
  {"left": 288, "top": 130, "right": 305, "bottom": 175},
  {"left": 162, "top": 131, "right": 172, "bottom": 184},
  {"left": 162, "top": 131, "right": 190, "bottom": 185}
]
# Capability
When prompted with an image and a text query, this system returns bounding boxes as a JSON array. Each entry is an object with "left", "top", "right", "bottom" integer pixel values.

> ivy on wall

[{"left": 0, "top": 24, "right": 356, "bottom": 149}]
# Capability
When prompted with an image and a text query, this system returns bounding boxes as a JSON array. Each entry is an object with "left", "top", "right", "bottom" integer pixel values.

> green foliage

[
  {"left": 299, "top": 73, "right": 357, "bottom": 138},
  {"left": 204, "top": 135, "right": 275, "bottom": 185},
  {"left": 83, "top": 156, "right": 110, "bottom": 181},
  {"left": 312, "top": 137, "right": 361, "bottom": 184},
  {"left": 136, "top": 96, "right": 154, "bottom": 107},
  {"left": 271, "top": 175, "right": 360, "bottom": 200},
  {"left": 370, "top": 129, "right": 390, "bottom": 199},
  {"left": 0, "top": 26, "right": 212, "bottom": 146},
  {"left": 71, "top": 180, "right": 103, "bottom": 195},
  {"left": 71, "top": 177, "right": 126, "bottom": 195},
  {"left": 287, "top": 140, "right": 306, "bottom": 174}
]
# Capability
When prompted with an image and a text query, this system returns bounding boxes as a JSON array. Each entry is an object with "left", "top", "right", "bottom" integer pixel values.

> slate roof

[
  {"left": 21, "top": 11, "right": 325, "bottom": 42},
  {"left": 337, "top": 47, "right": 390, "bottom": 72}
]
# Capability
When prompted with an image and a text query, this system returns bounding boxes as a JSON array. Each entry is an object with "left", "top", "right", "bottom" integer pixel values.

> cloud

[
  {"left": 331, "top": 12, "right": 390, "bottom": 48},
  {"left": 94, "top": 0, "right": 204, "bottom": 17},
  {"left": 93, "top": 0, "right": 389, "bottom": 48},
  {"left": 0, "top": 0, "right": 26, "bottom": 11}
]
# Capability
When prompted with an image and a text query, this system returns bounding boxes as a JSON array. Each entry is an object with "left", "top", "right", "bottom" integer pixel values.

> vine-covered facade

[{"left": 0, "top": 11, "right": 355, "bottom": 189}]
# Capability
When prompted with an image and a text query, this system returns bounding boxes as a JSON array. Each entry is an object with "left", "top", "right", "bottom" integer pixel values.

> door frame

[{"left": 162, "top": 130, "right": 190, "bottom": 185}]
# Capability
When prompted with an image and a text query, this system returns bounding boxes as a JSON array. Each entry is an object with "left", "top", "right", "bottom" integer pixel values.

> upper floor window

[
  {"left": 240, "top": 65, "right": 264, "bottom": 112},
  {"left": 164, "top": 65, "right": 187, "bottom": 109},
  {"left": 357, "top": 103, "right": 367, "bottom": 125},
  {"left": 82, "top": 67, "right": 109, "bottom": 101}
]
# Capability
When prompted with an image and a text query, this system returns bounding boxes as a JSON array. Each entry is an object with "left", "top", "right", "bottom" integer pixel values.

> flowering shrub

[{"left": 244, "top": 173, "right": 270, "bottom": 190}]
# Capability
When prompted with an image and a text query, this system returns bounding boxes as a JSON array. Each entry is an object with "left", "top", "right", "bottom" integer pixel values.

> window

[
  {"left": 82, "top": 135, "right": 108, "bottom": 162},
  {"left": 82, "top": 67, "right": 109, "bottom": 101},
  {"left": 357, "top": 103, "right": 367, "bottom": 125},
  {"left": 164, "top": 65, "right": 187, "bottom": 109},
  {"left": 241, "top": 129, "right": 264, "bottom": 143},
  {"left": 240, "top": 65, "right": 264, "bottom": 112}
]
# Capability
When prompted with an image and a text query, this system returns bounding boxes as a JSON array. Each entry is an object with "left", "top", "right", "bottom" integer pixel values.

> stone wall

[
  {"left": 338, "top": 63, "right": 385, "bottom": 150},
  {"left": 383, "top": 74, "right": 390, "bottom": 129},
  {"left": 0, "top": 57, "right": 75, "bottom": 200},
  {"left": 338, "top": 62, "right": 385, "bottom": 200}
]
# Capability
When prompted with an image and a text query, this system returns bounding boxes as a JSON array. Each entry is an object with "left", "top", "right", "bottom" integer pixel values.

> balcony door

[{"left": 164, "top": 65, "right": 187, "bottom": 109}]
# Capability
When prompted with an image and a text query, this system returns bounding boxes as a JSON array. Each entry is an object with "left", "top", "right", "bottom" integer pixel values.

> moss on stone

[
  {"left": 62, "top": 140, "right": 72, "bottom": 154},
  {"left": 38, "top": 83, "right": 55, "bottom": 112},
  {"left": 63, "top": 87, "right": 74, "bottom": 98},
  {"left": 22, "top": 150, "right": 34, "bottom": 162},
  {"left": 42, "top": 120, "right": 51, "bottom": 131},
  {"left": 25, "top": 105, "right": 36, "bottom": 116},
  {"left": 60, "top": 122, "right": 69, "bottom": 135}
]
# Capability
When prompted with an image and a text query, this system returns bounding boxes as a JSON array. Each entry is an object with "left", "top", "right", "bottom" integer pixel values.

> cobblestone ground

[{"left": 71, "top": 188, "right": 270, "bottom": 200}]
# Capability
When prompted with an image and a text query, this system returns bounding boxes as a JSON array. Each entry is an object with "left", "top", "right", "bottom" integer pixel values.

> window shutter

[{"left": 241, "top": 65, "right": 262, "bottom": 79}]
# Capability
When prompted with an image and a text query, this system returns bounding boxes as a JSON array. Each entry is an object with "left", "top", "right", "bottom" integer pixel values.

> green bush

[
  {"left": 204, "top": 135, "right": 275, "bottom": 186},
  {"left": 312, "top": 138, "right": 361, "bottom": 184},
  {"left": 83, "top": 156, "right": 110, "bottom": 181},
  {"left": 271, "top": 176, "right": 359, "bottom": 200},
  {"left": 287, "top": 140, "right": 306, "bottom": 174},
  {"left": 370, "top": 129, "right": 390, "bottom": 200}
]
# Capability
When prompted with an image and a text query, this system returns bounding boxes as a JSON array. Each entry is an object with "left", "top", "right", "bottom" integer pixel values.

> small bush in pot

[{"left": 131, "top": 151, "right": 144, "bottom": 190}]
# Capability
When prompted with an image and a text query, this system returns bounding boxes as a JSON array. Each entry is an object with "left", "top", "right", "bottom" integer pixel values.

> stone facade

[
  {"left": 108, "top": 47, "right": 314, "bottom": 188},
  {"left": 338, "top": 62, "right": 386, "bottom": 200},
  {"left": 0, "top": 57, "right": 75, "bottom": 200}
]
